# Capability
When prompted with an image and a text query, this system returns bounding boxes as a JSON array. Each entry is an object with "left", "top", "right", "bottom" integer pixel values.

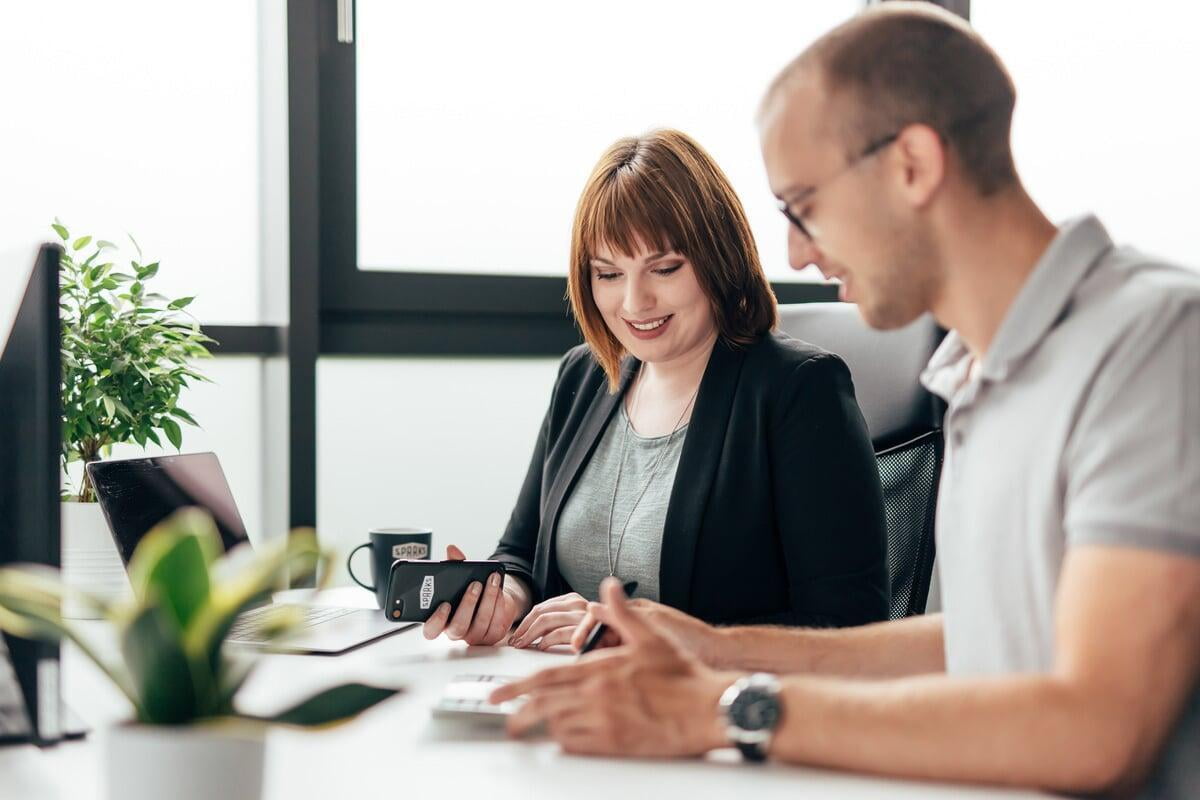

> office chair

[{"left": 777, "top": 302, "right": 945, "bottom": 619}]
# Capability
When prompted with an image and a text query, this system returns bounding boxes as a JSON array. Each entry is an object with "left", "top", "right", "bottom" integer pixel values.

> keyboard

[{"left": 227, "top": 605, "right": 357, "bottom": 644}]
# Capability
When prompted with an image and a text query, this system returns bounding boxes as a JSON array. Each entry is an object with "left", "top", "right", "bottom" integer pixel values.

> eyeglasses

[{"left": 777, "top": 131, "right": 899, "bottom": 240}]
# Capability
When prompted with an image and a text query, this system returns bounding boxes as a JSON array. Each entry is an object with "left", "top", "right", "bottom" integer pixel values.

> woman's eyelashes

[{"left": 592, "top": 263, "right": 684, "bottom": 281}]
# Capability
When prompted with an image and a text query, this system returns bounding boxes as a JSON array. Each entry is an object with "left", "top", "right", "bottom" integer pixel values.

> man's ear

[{"left": 892, "top": 124, "right": 946, "bottom": 209}]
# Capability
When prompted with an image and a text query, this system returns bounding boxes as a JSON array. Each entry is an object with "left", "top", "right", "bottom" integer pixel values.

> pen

[{"left": 578, "top": 580, "right": 638, "bottom": 655}]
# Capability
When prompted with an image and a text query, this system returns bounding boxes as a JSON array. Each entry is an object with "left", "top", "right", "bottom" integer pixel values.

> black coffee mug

[{"left": 347, "top": 527, "right": 433, "bottom": 608}]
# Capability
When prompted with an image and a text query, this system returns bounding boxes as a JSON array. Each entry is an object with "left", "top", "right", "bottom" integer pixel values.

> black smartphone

[{"left": 384, "top": 559, "right": 506, "bottom": 623}]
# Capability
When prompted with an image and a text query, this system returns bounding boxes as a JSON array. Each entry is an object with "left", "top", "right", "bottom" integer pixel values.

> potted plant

[
  {"left": 54, "top": 219, "right": 215, "bottom": 616},
  {"left": 0, "top": 507, "right": 400, "bottom": 800}
]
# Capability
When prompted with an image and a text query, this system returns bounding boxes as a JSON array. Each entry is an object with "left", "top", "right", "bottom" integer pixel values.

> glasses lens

[{"left": 780, "top": 203, "right": 811, "bottom": 239}]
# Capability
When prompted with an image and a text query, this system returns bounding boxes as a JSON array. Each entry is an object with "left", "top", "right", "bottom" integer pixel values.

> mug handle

[{"left": 346, "top": 542, "right": 375, "bottom": 592}]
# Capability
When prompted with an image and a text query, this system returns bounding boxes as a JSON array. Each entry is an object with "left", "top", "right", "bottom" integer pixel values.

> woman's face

[{"left": 589, "top": 237, "right": 717, "bottom": 367}]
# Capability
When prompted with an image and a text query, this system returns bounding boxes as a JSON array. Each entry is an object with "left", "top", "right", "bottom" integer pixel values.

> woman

[{"left": 423, "top": 129, "right": 886, "bottom": 649}]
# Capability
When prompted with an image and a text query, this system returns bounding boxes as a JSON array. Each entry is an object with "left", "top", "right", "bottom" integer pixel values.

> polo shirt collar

[{"left": 921, "top": 214, "right": 1114, "bottom": 401}]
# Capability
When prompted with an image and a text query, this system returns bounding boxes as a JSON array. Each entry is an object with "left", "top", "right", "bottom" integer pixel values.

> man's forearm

[
  {"left": 707, "top": 613, "right": 945, "bottom": 678},
  {"left": 758, "top": 672, "right": 1142, "bottom": 795}
]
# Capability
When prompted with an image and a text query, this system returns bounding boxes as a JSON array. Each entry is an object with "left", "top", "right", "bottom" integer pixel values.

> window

[
  {"left": 973, "top": 0, "right": 1200, "bottom": 268},
  {"left": 354, "top": 0, "right": 859, "bottom": 281},
  {"left": 0, "top": 0, "right": 289, "bottom": 325}
]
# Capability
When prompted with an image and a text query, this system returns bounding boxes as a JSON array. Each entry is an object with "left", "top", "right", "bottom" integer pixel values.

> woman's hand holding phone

[{"left": 422, "top": 545, "right": 532, "bottom": 645}]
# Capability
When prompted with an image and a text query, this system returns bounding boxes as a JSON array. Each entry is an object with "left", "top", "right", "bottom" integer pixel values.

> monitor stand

[{"left": 0, "top": 640, "right": 87, "bottom": 745}]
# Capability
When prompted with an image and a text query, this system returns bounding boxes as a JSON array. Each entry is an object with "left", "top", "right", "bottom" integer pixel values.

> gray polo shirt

[{"left": 922, "top": 215, "right": 1199, "bottom": 798}]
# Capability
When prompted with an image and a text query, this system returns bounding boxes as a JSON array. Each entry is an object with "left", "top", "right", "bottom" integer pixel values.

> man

[{"left": 490, "top": 3, "right": 1200, "bottom": 797}]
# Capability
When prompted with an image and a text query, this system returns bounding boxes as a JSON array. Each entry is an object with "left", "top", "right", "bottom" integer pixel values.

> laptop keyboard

[{"left": 227, "top": 605, "right": 357, "bottom": 644}]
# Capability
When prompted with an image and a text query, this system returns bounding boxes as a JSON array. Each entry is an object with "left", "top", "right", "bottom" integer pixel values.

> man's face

[{"left": 758, "top": 70, "right": 937, "bottom": 330}]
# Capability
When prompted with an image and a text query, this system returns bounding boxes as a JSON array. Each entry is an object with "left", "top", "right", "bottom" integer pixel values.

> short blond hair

[{"left": 764, "top": 2, "right": 1018, "bottom": 195}]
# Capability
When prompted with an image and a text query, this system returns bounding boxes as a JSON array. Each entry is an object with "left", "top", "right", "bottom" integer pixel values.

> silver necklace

[{"left": 605, "top": 368, "right": 700, "bottom": 578}]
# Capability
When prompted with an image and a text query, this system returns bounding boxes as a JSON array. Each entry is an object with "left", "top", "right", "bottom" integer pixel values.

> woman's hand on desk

[
  {"left": 571, "top": 597, "right": 722, "bottom": 665},
  {"left": 508, "top": 592, "right": 589, "bottom": 650},
  {"left": 422, "top": 544, "right": 532, "bottom": 645}
]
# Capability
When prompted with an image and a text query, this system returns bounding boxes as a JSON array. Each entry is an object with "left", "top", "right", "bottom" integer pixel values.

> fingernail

[
  {"left": 490, "top": 572, "right": 500, "bottom": 587},
  {"left": 471, "top": 582, "right": 481, "bottom": 596}
]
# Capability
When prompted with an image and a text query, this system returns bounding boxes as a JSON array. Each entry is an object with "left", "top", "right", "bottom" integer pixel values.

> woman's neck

[{"left": 637, "top": 330, "right": 718, "bottom": 394}]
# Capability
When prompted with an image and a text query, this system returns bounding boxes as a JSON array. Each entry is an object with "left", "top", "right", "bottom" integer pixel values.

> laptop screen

[{"left": 88, "top": 452, "right": 250, "bottom": 563}]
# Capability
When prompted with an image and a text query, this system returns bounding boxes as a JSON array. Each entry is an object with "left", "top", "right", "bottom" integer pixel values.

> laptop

[{"left": 87, "top": 452, "right": 414, "bottom": 654}]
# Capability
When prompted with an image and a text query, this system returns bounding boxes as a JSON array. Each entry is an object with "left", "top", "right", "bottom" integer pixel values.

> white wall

[{"left": 317, "top": 357, "right": 561, "bottom": 585}]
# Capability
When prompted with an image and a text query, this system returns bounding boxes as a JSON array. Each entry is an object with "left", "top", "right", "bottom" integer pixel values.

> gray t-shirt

[
  {"left": 555, "top": 405, "right": 688, "bottom": 602},
  {"left": 922, "top": 215, "right": 1200, "bottom": 798}
]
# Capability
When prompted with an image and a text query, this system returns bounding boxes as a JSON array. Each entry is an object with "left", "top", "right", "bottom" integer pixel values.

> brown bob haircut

[
  {"left": 765, "top": 2, "right": 1018, "bottom": 196},
  {"left": 568, "top": 128, "right": 778, "bottom": 392}
]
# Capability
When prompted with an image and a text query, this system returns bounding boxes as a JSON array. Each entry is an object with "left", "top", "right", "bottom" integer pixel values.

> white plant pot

[
  {"left": 105, "top": 720, "right": 266, "bottom": 800},
  {"left": 60, "top": 501, "right": 132, "bottom": 618}
]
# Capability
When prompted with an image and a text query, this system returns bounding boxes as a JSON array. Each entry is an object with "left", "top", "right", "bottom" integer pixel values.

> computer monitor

[{"left": 0, "top": 243, "right": 64, "bottom": 746}]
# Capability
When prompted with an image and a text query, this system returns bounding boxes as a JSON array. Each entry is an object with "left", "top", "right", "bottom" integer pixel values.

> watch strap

[{"left": 735, "top": 740, "right": 768, "bottom": 763}]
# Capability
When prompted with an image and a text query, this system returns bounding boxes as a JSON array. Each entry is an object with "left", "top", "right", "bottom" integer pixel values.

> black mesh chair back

[
  {"left": 876, "top": 429, "right": 943, "bottom": 618},
  {"left": 777, "top": 303, "right": 945, "bottom": 618}
]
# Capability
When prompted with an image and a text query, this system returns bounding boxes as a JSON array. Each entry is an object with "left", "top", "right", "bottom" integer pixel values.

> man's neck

[{"left": 929, "top": 183, "right": 1059, "bottom": 361}]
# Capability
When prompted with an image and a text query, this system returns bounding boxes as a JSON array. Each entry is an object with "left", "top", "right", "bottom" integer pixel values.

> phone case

[{"left": 384, "top": 559, "right": 506, "bottom": 623}]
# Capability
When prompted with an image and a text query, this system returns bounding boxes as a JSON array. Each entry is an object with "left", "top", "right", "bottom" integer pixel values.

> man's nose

[{"left": 787, "top": 225, "right": 824, "bottom": 273}]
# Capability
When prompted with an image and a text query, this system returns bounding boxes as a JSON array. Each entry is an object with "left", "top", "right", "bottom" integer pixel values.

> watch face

[{"left": 730, "top": 689, "right": 781, "bottom": 732}]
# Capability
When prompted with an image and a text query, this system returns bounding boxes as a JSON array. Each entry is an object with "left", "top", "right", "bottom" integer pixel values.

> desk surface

[{"left": 1, "top": 587, "right": 1047, "bottom": 800}]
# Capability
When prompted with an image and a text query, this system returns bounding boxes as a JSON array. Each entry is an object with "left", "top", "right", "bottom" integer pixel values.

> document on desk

[{"left": 432, "top": 674, "right": 524, "bottom": 723}]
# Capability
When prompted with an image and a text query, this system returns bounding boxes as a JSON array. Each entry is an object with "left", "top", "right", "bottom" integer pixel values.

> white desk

[{"left": 1, "top": 587, "right": 1048, "bottom": 800}]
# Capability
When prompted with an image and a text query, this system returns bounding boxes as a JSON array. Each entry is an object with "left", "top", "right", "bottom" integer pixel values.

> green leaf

[
  {"left": 184, "top": 530, "right": 323, "bottom": 673},
  {"left": 96, "top": 240, "right": 117, "bottom": 250},
  {"left": 102, "top": 396, "right": 116, "bottom": 418},
  {"left": 127, "top": 509, "right": 220, "bottom": 631},
  {"left": 171, "top": 407, "right": 199, "bottom": 426},
  {"left": 51, "top": 223, "right": 69, "bottom": 241},
  {"left": 121, "top": 603, "right": 199, "bottom": 724},
  {"left": 160, "top": 417, "right": 183, "bottom": 450},
  {"left": 72, "top": 236, "right": 92, "bottom": 251},
  {"left": 137, "top": 262, "right": 160, "bottom": 280},
  {"left": 0, "top": 566, "right": 138, "bottom": 707},
  {"left": 168, "top": 296, "right": 195, "bottom": 311},
  {"left": 248, "top": 683, "right": 400, "bottom": 728}
]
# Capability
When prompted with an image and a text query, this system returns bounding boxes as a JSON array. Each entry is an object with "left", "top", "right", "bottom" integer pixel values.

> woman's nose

[{"left": 623, "top": 274, "right": 655, "bottom": 315}]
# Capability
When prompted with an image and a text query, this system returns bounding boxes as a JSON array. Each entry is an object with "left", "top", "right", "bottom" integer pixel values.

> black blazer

[{"left": 491, "top": 332, "right": 888, "bottom": 628}]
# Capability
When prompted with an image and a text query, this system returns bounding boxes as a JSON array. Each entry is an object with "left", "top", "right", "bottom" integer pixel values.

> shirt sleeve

[{"left": 1064, "top": 298, "right": 1200, "bottom": 557}]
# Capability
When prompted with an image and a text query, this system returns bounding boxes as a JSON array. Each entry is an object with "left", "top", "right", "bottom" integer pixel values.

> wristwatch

[{"left": 718, "top": 672, "right": 783, "bottom": 762}]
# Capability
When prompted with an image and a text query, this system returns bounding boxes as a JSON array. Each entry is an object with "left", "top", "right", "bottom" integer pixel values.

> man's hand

[
  {"left": 490, "top": 577, "right": 737, "bottom": 757},
  {"left": 569, "top": 595, "right": 724, "bottom": 664}
]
